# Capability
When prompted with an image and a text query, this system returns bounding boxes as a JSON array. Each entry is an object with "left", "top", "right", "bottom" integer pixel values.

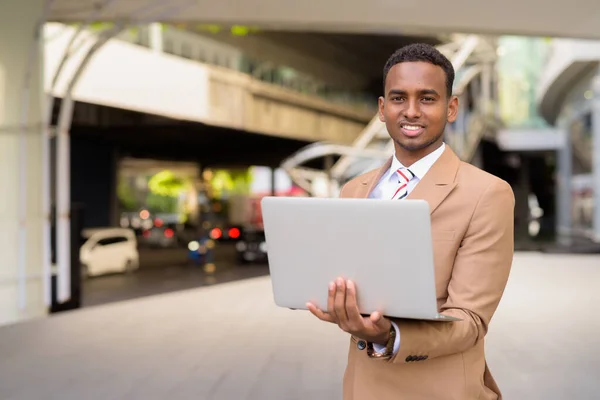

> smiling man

[{"left": 307, "top": 43, "right": 515, "bottom": 399}]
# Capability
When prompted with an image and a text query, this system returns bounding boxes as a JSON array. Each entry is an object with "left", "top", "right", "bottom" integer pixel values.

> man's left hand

[{"left": 307, "top": 277, "right": 392, "bottom": 345}]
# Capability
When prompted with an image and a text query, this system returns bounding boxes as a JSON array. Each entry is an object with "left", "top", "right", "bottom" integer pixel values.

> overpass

[{"left": 45, "top": 23, "right": 372, "bottom": 146}]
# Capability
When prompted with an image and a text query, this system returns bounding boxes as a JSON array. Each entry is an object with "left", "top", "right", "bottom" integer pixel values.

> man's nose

[{"left": 403, "top": 100, "right": 421, "bottom": 119}]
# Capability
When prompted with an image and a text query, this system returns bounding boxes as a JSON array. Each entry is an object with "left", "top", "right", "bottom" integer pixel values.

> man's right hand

[{"left": 307, "top": 277, "right": 392, "bottom": 346}]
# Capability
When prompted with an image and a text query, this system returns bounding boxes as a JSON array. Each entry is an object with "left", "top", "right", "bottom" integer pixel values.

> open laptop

[{"left": 260, "top": 196, "right": 460, "bottom": 322}]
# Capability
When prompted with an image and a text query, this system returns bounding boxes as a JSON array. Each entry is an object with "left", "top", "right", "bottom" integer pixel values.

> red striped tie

[{"left": 391, "top": 168, "right": 415, "bottom": 200}]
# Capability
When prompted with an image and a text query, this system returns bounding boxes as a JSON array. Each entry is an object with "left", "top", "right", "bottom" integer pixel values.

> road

[{"left": 82, "top": 243, "right": 269, "bottom": 307}]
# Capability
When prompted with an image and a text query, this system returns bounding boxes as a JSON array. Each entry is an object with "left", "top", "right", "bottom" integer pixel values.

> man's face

[{"left": 378, "top": 61, "right": 458, "bottom": 153}]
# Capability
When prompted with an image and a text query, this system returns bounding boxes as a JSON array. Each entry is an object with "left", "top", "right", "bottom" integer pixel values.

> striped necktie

[{"left": 391, "top": 167, "right": 415, "bottom": 200}]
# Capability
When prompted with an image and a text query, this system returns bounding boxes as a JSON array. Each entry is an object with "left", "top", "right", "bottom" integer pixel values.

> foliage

[
  {"left": 117, "top": 177, "right": 139, "bottom": 211},
  {"left": 210, "top": 169, "right": 253, "bottom": 198},
  {"left": 88, "top": 22, "right": 115, "bottom": 32},
  {"left": 146, "top": 193, "right": 179, "bottom": 213},
  {"left": 148, "top": 170, "right": 188, "bottom": 197}
]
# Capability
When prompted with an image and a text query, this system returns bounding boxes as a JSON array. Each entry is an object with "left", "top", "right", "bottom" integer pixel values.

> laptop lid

[{"left": 261, "top": 196, "right": 440, "bottom": 320}]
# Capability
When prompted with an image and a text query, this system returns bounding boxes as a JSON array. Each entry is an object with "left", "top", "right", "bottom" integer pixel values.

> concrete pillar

[
  {"left": 470, "top": 145, "right": 483, "bottom": 169},
  {"left": 481, "top": 63, "right": 492, "bottom": 115},
  {"left": 555, "top": 124, "right": 573, "bottom": 246},
  {"left": 592, "top": 72, "right": 600, "bottom": 242},
  {"left": 271, "top": 167, "right": 276, "bottom": 196},
  {"left": 513, "top": 155, "right": 532, "bottom": 247},
  {"left": 148, "top": 23, "right": 163, "bottom": 53},
  {"left": 0, "top": 0, "right": 47, "bottom": 325}
]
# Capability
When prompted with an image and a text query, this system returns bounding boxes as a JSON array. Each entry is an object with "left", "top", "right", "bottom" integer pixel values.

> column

[
  {"left": 592, "top": 72, "right": 600, "bottom": 242},
  {"left": 481, "top": 63, "right": 492, "bottom": 115},
  {"left": 148, "top": 23, "right": 163, "bottom": 53},
  {"left": 271, "top": 167, "right": 276, "bottom": 196},
  {"left": 0, "top": 0, "right": 47, "bottom": 325},
  {"left": 555, "top": 124, "right": 572, "bottom": 246},
  {"left": 513, "top": 155, "right": 531, "bottom": 247}
]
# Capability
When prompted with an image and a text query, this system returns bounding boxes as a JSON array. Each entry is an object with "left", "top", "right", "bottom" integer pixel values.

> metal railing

[{"left": 114, "top": 24, "right": 376, "bottom": 111}]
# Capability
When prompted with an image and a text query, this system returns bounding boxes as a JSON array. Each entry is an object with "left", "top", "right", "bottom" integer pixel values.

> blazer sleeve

[{"left": 387, "top": 178, "right": 515, "bottom": 364}]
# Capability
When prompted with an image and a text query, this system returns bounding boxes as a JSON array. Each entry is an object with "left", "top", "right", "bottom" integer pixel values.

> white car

[{"left": 80, "top": 228, "right": 140, "bottom": 278}]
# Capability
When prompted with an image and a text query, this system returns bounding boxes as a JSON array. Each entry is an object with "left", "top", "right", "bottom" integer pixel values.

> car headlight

[
  {"left": 259, "top": 242, "right": 267, "bottom": 253},
  {"left": 188, "top": 241, "right": 200, "bottom": 252}
]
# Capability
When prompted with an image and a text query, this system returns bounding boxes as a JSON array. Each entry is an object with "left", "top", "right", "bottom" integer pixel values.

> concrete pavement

[{"left": 0, "top": 252, "right": 599, "bottom": 399}]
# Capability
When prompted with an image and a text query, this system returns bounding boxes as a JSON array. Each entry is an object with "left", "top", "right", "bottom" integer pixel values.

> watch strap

[{"left": 366, "top": 324, "right": 396, "bottom": 359}]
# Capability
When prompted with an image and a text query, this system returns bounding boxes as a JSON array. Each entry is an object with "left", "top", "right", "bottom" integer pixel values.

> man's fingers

[
  {"left": 327, "top": 281, "right": 337, "bottom": 320},
  {"left": 334, "top": 278, "right": 349, "bottom": 328},
  {"left": 344, "top": 280, "right": 365, "bottom": 330},
  {"left": 307, "top": 302, "right": 335, "bottom": 323}
]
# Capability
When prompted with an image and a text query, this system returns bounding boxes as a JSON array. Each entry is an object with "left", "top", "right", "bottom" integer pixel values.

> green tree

[
  {"left": 148, "top": 170, "right": 187, "bottom": 197},
  {"left": 210, "top": 168, "right": 253, "bottom": 198},
  {"left": 146, "top": 170, "right": 191, "bottom": 214},
  {"left": 146, "top": 193, "right": 179, "bottom": 213},
  {"left": 117, "top": 177, "right": 139, "bottom": 211}
]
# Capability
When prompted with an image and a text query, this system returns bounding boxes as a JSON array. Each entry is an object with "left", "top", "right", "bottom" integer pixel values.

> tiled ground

[{"left": 0, "top": 252, "right": 599, "bottom": 399}]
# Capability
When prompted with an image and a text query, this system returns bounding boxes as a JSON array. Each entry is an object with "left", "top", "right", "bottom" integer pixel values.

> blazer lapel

[
  {"left": 407, "top": 146, "right": 460, "bottom": 214},
  {"left": 358, "top": 157, "right": 393, "bottom": 198}
]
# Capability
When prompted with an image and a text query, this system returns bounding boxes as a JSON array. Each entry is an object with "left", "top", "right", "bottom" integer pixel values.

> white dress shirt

[{"left": 370, "top": 142, "right": 446, "bottom": 355}]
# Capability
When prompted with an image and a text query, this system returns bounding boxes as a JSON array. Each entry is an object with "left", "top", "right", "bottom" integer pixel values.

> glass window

[{"left": 97, "top": 236, "right": 129, "bottom": 246}]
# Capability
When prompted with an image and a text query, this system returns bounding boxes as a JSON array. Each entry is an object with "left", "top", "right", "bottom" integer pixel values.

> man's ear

[
  {"left": 378, "top": 96, "right": 385, "bottom": 122},
  {"left": 447, "top": 95, "right": 459, "bottom": 123}
]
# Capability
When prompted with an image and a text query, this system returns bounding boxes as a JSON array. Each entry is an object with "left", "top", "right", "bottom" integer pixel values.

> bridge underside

[
  {"left": 50, "top": 0, "right": 600, "bottom": 40},
  {"left": 63, "top": 101, "right": 311, "bottom": 168},
  {"left": 190, "top": 30, "right": 441, "bottom": 92}
]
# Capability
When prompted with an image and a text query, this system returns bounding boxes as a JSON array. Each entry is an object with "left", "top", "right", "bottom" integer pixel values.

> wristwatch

[{"left": 366, "top": 324, "right": 396, "bottom": 359}]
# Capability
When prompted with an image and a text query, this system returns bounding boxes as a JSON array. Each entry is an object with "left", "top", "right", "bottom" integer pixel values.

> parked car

[
  {"left": 80, "top": 228, "right": 139, "bottom": 278},
  {"left": 235, "top": 229, "right": 268, "bottom": 264}
]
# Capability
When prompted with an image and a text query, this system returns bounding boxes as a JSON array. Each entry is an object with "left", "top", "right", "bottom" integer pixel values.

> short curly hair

[{"left": 383, "top": 43, "right": 454, "bottom": 98}]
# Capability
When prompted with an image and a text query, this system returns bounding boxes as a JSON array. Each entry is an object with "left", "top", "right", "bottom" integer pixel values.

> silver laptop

[{"left": 261, "top": 196, "right": 460, "bottom": 322}]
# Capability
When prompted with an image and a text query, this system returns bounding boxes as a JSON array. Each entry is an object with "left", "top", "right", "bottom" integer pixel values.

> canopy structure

[{"left": 49, "top": 0, "right": 600, "bottom": 40}]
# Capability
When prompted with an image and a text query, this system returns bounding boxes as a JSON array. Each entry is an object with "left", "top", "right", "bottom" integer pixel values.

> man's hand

[{"left": 307, "top": 277, "right": 392, "bottom": 345}]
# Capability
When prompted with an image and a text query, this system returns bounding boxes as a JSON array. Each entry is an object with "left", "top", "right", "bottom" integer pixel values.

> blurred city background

[{"left": 1, "top": 0, "right": 599, "bottom": 399}]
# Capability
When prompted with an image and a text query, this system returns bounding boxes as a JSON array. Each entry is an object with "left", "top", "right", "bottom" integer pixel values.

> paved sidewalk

[{"left": 0, "top": 252, "right": 599, "bottom": 399}]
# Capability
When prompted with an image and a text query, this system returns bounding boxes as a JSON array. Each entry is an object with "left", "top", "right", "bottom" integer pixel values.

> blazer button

[{"left": 357, "top": 340, "right": 366, "bottom": 350}]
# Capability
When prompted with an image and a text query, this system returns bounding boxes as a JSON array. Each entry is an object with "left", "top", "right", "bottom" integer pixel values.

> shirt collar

[{"left": 389, "top": 142, "right": 446, "bottom": 181}]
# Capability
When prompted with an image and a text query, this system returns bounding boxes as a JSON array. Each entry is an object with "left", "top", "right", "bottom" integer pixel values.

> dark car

[{"left": 235, "top": 229, "right": 268, "bottom": 265}]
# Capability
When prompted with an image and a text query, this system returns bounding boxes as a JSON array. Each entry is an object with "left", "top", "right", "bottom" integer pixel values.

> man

[{"left": 307, "top": 43, "right": 515, "bottom": 399}]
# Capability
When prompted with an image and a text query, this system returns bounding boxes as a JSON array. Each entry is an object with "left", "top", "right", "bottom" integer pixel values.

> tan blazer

[{"left": 340, "top": 146, "right": 515, "bottom": 400}]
